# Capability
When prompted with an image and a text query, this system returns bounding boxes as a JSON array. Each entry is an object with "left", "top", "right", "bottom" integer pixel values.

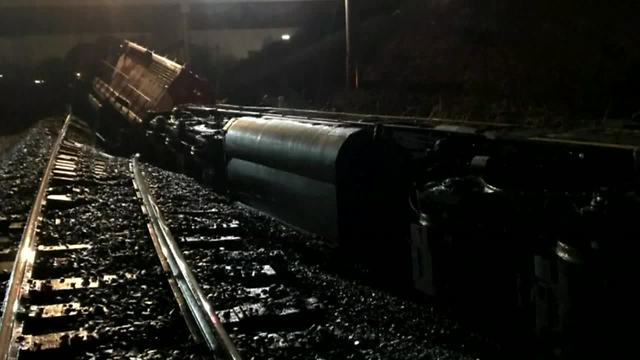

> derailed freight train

[
  {"left": 89, "top": 40, "right": 211, "bottom": 147},
  {"left": 88, "top": 41, "right": 640, "bottom": 358}
]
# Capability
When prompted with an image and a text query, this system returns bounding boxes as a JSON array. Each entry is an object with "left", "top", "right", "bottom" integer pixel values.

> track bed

[{"left": 143, "top": 166, "right": 504, "bottom": 360}]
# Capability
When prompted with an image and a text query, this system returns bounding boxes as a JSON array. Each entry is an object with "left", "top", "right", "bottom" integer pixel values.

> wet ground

[
  {"left": 144, "top": 166, "right": 505, "bottom": 360},
  {"left": 2, "top": 118, "right": 507, "bottom": 359},
  {"left": 0, "top": 120, "right": 58, "bottom": 296}
]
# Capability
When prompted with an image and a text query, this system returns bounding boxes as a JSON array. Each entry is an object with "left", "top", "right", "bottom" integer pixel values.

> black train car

[
  {"left": 224, "top": 115, "right": 411, "bottom": 280},
  {"left": 90, "top": 42, "right": 640, "bottom": 358},
  {"left": 212, "top": 105, "right": 640, "bottom": 358},
  {"left": 390, "top": 123, "right": 640, "bottom": 357}
]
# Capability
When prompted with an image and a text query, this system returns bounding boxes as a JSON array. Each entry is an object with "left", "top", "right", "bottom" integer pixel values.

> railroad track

[
  {"left": 1, "top": 115, "right": 501, "bottom": 360},
  {"left": 143, "top": 166, "right": 499, "bottom": 359},
  {"left": 131, "top": 156, "right": 240, "bottom": 360},
  {"left": 0, "top": 116, "right": 240, "bottom": 359},
  {"left": 0, "top": 115, "right": 358, "bottom": 359},
  {"left": 141, "top": 168, "right": 328, "bottom": 358},
  {"left": 1, "top": 123, "right": 57, "bottom": 299}
]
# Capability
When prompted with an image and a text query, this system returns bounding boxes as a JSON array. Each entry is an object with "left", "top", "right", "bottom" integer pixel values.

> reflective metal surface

[
  {"left": 225, "top": 116, "right": 364, "bottom": 183},
  {"left": 0, "top": 115, "right": 72, "bottom": 360},
  {"left": 225, "top": 116, "right": 370, "bottom": 240},
  {"left": 132, "top": 155, "right": 241, "bottom": 360}
]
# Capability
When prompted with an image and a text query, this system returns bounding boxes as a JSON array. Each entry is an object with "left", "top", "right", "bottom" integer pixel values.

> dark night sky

[{"left": 0, "top": 0, "right": 335, "bottom": 65}]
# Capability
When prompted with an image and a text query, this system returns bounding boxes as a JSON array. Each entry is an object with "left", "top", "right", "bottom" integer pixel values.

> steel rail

[
  {"left": 0, "top": 114, "right": 72, "bottom": 360},
  {"left": 131, "top": 155, "right": 242, "bottom": 360}
]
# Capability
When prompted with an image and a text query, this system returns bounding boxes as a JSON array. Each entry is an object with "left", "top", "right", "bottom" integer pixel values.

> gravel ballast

[{"left": 143, "top": 165, "right": 505, "bottom": 360}]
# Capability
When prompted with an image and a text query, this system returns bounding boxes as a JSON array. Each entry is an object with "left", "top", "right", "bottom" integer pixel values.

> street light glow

[
  {"left": 281, "top": 34, "right": 291, "bottom": 41},
  {"left": 34, "top": 79, "right": 45, "bottom": 85}
]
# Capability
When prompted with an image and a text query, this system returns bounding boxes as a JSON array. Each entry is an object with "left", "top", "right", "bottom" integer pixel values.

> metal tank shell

[{"left": 224, "top": 116, "right": 374, "bottom": 242}]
